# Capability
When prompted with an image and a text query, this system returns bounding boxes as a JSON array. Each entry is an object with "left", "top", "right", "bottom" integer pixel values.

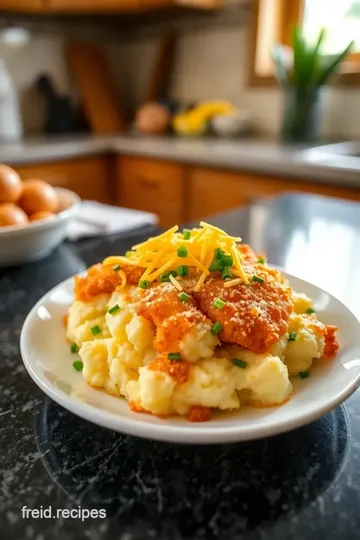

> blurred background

[{"left": 0, "top": 0, "right": 359, "bottom": 228}]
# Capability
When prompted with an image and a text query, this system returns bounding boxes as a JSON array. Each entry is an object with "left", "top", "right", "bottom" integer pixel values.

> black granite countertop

[{"left": 1, "top": 194, "right": 360, "bottom": 540}]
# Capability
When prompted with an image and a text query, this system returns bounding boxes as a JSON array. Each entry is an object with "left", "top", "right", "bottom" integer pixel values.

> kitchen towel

[{"left": 67, "top": 201, "right": 158, "bottom": 241}]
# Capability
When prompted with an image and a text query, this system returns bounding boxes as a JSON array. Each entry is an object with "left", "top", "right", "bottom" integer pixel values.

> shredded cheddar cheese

[
  {"left": 169, "top": 274, "right": 183, "bottom": 291},
  {"left": 103, "top": 222, "right": 249, "bottom": 291}
]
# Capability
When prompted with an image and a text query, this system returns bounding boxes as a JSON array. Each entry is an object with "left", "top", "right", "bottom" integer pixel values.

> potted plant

[{"left": 272, "top": 27, "right": 354, "bottom": 142}]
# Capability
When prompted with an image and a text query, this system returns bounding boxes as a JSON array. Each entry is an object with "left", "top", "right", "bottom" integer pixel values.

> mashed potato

[{"left": 67, "top": 259, "right": 337, "bottom": 422}]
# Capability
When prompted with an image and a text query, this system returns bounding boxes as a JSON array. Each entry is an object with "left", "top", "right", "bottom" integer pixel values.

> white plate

[{"left": 20, "top": 271, "right": 360, "bottom": 444}]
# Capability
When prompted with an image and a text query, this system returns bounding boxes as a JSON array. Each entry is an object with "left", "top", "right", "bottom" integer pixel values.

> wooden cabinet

[
  {"left": 188, "top": 167, "right": 360, "bottom": 220},
  {"left": 14, "top": 156, "right": 111, "bottom": 203},
  {"left": 49, "top": 0, "right": 143, "bottom": 12},
  {"left": 0, "top": 0, "right": 43, "bottom": 10},
  {"left": 117, "top": 156, "right": 185, "bottom": 226}
]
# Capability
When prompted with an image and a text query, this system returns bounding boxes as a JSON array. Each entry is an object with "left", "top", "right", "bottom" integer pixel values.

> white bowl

[{"left": 0, "top": 187, "right": 80, "bottom": 267}]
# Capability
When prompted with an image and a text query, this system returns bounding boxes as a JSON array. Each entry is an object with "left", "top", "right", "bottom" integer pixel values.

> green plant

[{"left": 272, "top": 26, "right": 354, "bottom": 89}]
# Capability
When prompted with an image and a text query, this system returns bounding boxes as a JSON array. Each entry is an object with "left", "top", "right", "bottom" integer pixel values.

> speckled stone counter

[
  {"left": 1, "top": 134, "right": 360, "bottom": 188},
  {"left": 1, "top": 194, "right": 360, "bottom": 540}
]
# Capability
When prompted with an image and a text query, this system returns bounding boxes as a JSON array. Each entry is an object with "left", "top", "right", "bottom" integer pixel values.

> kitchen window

[{"left": 249, "top": 0, "right": 360, "bottom": 86}]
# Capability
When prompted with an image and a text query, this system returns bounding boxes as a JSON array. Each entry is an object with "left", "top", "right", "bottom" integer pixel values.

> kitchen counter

[
  {"left": 2, "top": 193, "right": 360, "bottom": 540},
  {"left": 1, "top": 134, "right": 360, "bottom": 188}
]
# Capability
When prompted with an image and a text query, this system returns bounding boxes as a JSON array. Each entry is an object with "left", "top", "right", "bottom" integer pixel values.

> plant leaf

[
  {"left": 317, "top": 40, "right": 354, "bottom": 86},
  {"left": 292, "top": 25, "right": 309, "bottom": 89},
  {"left": 271, "top": 44, "right": 289, "bottom": 87}
]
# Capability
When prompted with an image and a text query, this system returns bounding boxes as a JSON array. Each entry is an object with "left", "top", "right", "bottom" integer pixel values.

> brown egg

[
  {"left": 29, "top": 211, "right": 56, "bottom": 222},
  {"left": 18, "top": 179, "right": 58, "bottom": 215},
  {"left": 0, "top": 203, "right": 28, "bottom": 227},
  {"left": 0, "top": 165, "right": 23, "bottom": 203}
]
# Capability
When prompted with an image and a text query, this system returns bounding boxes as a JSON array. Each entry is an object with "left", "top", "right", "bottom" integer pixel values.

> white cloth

[{"left": 67, "top": 201, "right": 158, "bottom": 241}]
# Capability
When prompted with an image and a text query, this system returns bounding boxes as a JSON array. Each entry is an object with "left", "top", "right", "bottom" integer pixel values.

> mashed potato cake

[{"left": 66, "top": 223, "right": 339, "bottom": 422}]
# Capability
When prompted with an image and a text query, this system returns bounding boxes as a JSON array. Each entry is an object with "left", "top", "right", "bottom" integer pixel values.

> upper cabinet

[
  {"left": 0, "top": 0, "right": 220, "bottom": 13},
  {"left": 49, "top": 0, "right": 139, "bottom": 12},
  {"left": 0, "top": 0, "right": 43, "bottom": 10}
]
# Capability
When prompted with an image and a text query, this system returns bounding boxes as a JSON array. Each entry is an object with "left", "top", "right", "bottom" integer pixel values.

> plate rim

[{"left": 20, "top": 271, "right": 360, "bottom": 444}]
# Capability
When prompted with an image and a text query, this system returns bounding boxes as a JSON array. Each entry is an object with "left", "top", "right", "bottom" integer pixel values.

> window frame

[{"left": 248, "top": 0, "right": 360, "bottom": 87}]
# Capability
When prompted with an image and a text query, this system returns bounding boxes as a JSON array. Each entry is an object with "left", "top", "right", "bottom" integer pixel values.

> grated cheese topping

[{"left": 103, "top": 222, "right": 249, "bottom": 291}]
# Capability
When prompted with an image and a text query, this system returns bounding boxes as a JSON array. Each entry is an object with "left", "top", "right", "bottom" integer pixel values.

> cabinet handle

[{"left": 136, "top": 176, "right": 159, "bottom": 189}]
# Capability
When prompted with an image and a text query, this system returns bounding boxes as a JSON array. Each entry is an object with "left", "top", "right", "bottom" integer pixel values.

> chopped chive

[
  {"left": 73, "top": 360, "right": 83, "bottom": 372},
  {"left": 138, "top": 280, "right": 151, "bottom": 289},
  {"left": 91, "top": 325, "right": 101, "bottom": 336},
  {"left": 234, "top": 358, "right": 248, "bottom": 369},
  {"left": 160, "top": 270, "right": 177, "bottom": 283},
  {"left": 209, "top": 260, "right": 223, "bottom": 272},
  {"left": 108, "top": 304, "right": 120, "bottom": 315},
  {"left": 306, "top": 308, "right": 316, "bottom": 314},
  {"left": 113, "top": 264, "right": 121, "bottom": 271},
  {"left": 70, "top": 343, "right": 78, "bottom": 354},
  {"left": 288, "top": 331, "right": 297, "bottom": 342},
  {"left": 179, "top": 292, "right": 190, "bottom": 303},
  {"left": 221, "top": 266, "right": 232, "bottom": 280},
  {"left": 183, "top": 229, "right": 191, "bottom": 240},
  {"left": 178, "top": 265, "right": 189, "bottom": 277},
  {"left": 213, "top": 297, "right": 226, "bottom": 309},
  {"left": 125, "top": 251, "right": 133, "bottom": 258},
  {"left": 177, "top": 246, "right": 188, "bottom": 258},
  {"left": 299, "top": 370, "right": 310, "bottom": 379},
  {"left": 220, "top": 255, "right": 233, "bottom": 267},
  {"left": 257, "top": 257, "right": 265, "bottom": 265},
  {"left": 211, "top": 321, "right": 222, "bottom": 335},
  {"left": 168, "top": 352, "right": 181, "bottom": 361},
  {"left": 252, "top": 275, "right": 264, "bottom": 284},
  {"left": 215, "top": 248, "right": 225, "bottom": 260}
]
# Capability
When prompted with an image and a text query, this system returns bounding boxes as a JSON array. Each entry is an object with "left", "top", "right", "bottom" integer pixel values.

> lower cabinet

[
  {"left": 116, "top": 156, "right": 185, "bottom": 226},
  {"left": 14, "top": 156, "right": 111, "bottom": 203},
  {"left": 187, "top": 167, "right": 360, "bottom": 220}
]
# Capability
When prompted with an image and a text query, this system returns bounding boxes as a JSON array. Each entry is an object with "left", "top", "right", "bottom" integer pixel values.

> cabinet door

[
  {"left": 188, "top": 168, "right": 282, "bottom": 220},
  {"left": 117, "top": 156, "right": 184, "bottom": 227},
  {"left": 14, "top": 157, "right": 111, "bottom": 203},
  {"left": 49, "top": 0, "right": 138, "bottom": 12},
  {"left": 189, "top": 167, "right": 360, "bottom": 221},
  {"left": 0, "top": 0, "right": 43, "bottom": 10}
]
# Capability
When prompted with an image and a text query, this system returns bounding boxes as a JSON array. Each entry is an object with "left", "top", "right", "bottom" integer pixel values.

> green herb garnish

[
  {"left": 177, "top": 246, "right": 188, "bottom": 258},
  {"left": 160, "top": 270, "right": 178, "bottom": 283},
  {"left": 234, "top": 359, "right": 248, "bottom": 369},
  {"left": 257, "top": 257, "right": 265, "bottom": 264},
  {"left": 211, "top": 322, "right": 223, "bottom": 335},
  {"left": 306, "top": 308, "right": 316, "bottom": 314},
  {"left": 179, "top": 292, "right": 190, "bottom": 303},
  {"left": 70, "top": 343, "right": 78, "bottom": 354},
  {"left": 252, "top": 275, "right": 264, "bottom": 284},
  {"left": 209, "top": 260, "right": 223, "bottom": 272},
  {"left": 288, "top": 331, "right": 297, "bottom": 342},
  {"left": 220, "top": 255, "right": 233, "bottom": 267},
  {"left": 183, "top": 229, "right": 191, "bottom": 240},
  {"left": 178, "top": 265, "right": 189, "bottom": 277},
  {"left": 73, "top": 360, "right": 83, "bottom": 372},
  {"left": 214, "top": 248, "right": 225, "bottom": 260},
  {"left": 221, "top": 266, "right": 232, "bottom": 280},
  {"left": 113, "top": 264, "right": 121, "bottom": 271},
  {"left": 108, "top": 304, "right": 120, "bottom": 315},
  {"left": 213, "top": 298, "right": 226, "bottom": 309},
  {"left": 168, "top": 352, "right": 181, "bottom": 361},
  {"left": 91, "top": 325, "right": 101, "bottom": 336},
  {"left": 299, "top": 370, "right": 310, "bottom": 379},
  {"left": 138, "top": 280, "right": 150, "bottom": 289}
]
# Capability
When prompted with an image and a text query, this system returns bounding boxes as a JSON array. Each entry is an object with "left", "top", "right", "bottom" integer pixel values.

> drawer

[
  {"left": 14, "top": 156, "right": 110, "bottom": 203},
  {"left": 117, "top": 156, "right": 185, "bottom": 226}
]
